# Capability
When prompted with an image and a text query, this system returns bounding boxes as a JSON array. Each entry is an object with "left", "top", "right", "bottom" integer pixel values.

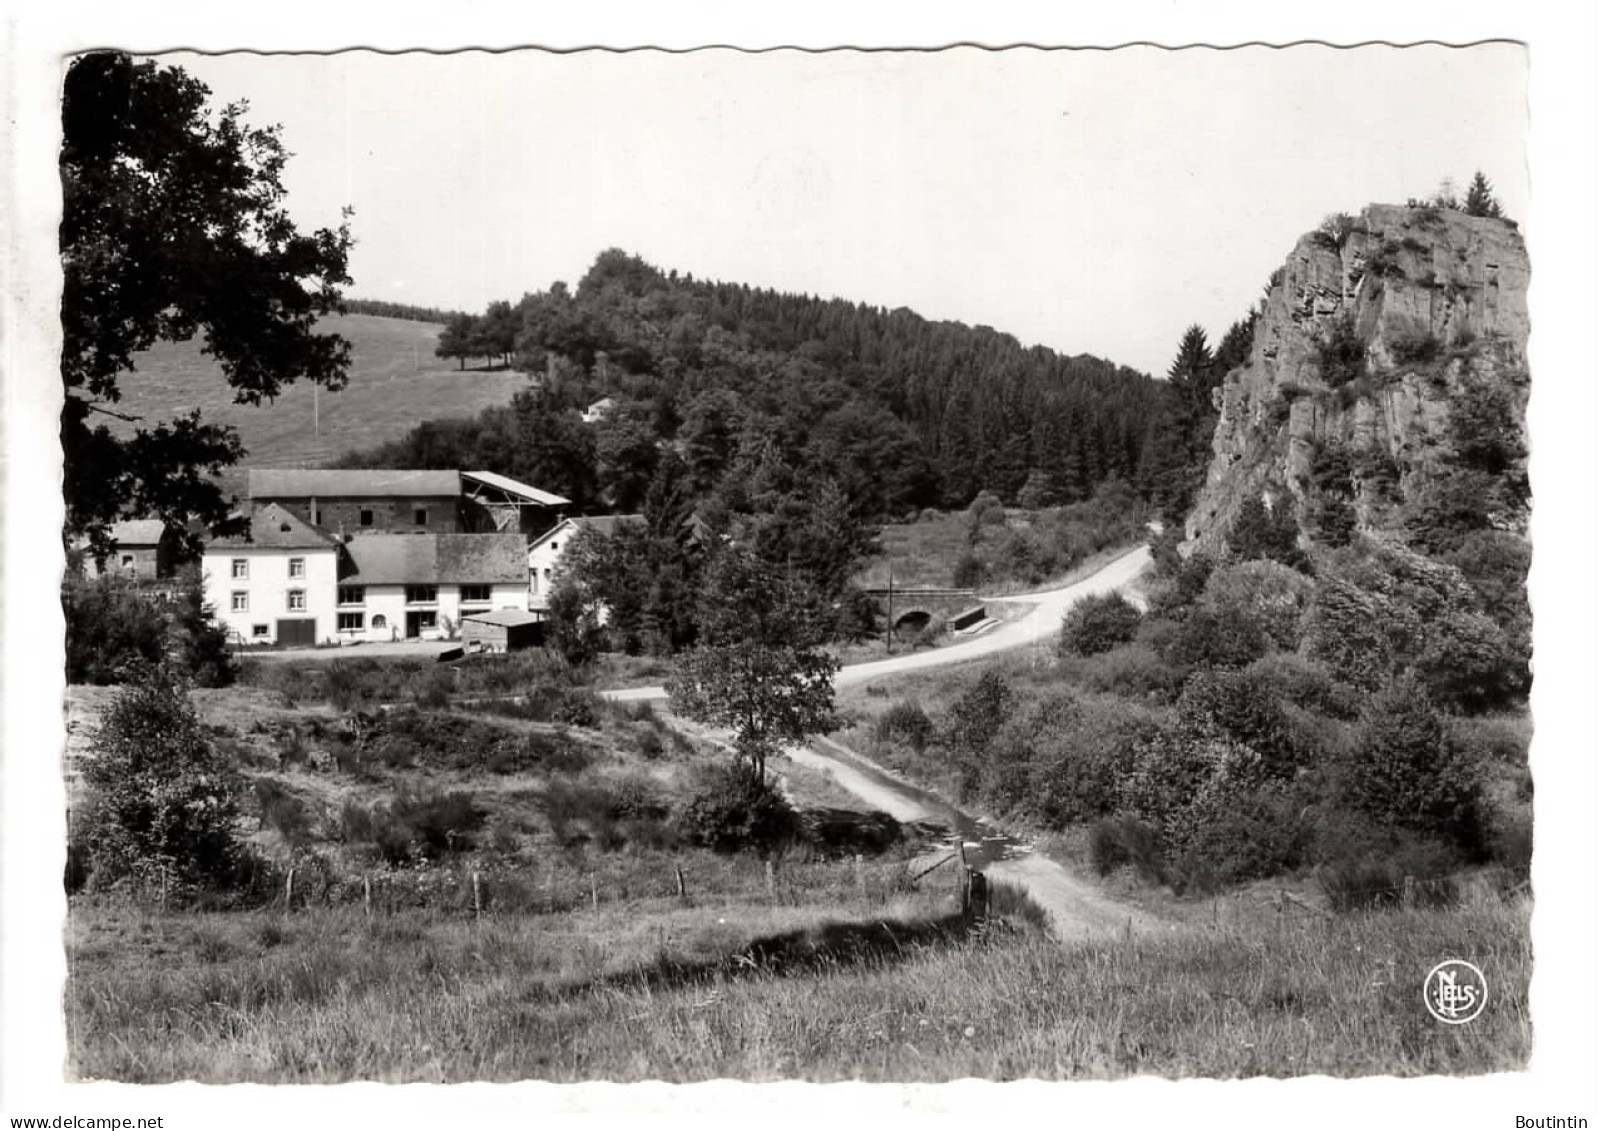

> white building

[
  {"left": 202, "top": 504, "right": 342, "bottom": 646},
  {"left": 526, "top": 514, "right": 642, "bottom": 615},
  {"left": 338, "top": 532, "right": 529, "bottom": 642}
]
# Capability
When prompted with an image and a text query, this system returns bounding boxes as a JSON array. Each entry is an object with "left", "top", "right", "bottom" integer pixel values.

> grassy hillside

[{"left": 111, "top": 313, "right": 536, "bottom": 470}]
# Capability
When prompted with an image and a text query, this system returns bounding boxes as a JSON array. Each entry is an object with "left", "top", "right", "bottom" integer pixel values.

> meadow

[
  {"left": 65, "top": 883, "right": 1529, "bottom": 1083},
  {"left": 108, "top": 313, "right": 535, "bottom": 471}
]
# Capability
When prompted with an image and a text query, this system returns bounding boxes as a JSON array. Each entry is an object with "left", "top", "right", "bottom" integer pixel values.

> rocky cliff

[{"left": 1182, "top": 203, "right": 1530, "bottom": 555}]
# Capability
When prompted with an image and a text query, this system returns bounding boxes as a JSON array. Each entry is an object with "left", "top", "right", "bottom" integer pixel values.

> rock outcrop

[{"left": 1182, "top": 203, "right": 1529, "bottom": 555}]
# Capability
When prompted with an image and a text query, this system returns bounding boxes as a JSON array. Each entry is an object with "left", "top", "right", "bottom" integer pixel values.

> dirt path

[{"left": 780, "top": 735, "right": 1166, "bottom": 942}]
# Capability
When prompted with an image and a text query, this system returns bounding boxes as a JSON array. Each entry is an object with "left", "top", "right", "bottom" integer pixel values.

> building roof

[
  {"left": 462, "top": 470, "right": 570, "bottom": 507},
  {"left": 108, "top": 519, "right": 167, "bottom": 546},
  {"left": 249, "top": 469, "right": 461, "bottom": 499},
  {"left": 206, "top": 504, "right": 341, "bottom": 551},
  {"left": 461, "top": 608, "right": 543, "bottom": 628},
  {"left": 343, "top": 533, "right": 528, "bottom": 585},
  {"left": 528, "top": 513, "right": 644, "bottom": 552}
]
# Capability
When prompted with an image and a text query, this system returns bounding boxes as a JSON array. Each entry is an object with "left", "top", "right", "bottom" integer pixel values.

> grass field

[
  {"left": 107, "top": 313, "right": 535, "bottom": 470},
  {"left": 64, "top": 886, "right": 1529, "bottom": 1083}
]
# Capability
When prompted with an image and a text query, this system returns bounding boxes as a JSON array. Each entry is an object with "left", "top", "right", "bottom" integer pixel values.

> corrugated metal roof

[
  {"left": 463, "top": 470, "right": 570, "bottom": 507},
  {"left": 343, "top": 533, "right": 528, "bottom": 585},
  {"left": 206, "top": 504, "right": 341, "bottom": 550},
  {"left": 249, "top": 469, "right": 461, "bottom": 499},
  {"left": 461, "top": 608, "right": 542, "bottom": 627}
]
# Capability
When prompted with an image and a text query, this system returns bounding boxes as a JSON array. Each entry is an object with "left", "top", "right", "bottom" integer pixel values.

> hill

[{"left": 110, "top": 313, "right": 537, "bottom": 472}]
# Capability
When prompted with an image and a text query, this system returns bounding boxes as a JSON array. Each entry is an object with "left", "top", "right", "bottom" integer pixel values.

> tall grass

[{"left": 66, "top": 887, "right": 1529, "bottom": 1083}]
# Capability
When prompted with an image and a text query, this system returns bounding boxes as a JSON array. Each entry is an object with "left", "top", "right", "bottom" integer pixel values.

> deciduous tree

[{"left": 61, "top": 52, "right": 353, "bottom": 554}]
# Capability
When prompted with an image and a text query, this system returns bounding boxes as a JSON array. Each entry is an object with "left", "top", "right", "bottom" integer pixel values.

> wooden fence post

[
  {"left": 1402, "top": 875, "right": 1416, "bottom": 908},
  {"left": 675, "top": 865, "right": 687, "bottom": 901},
  {"left": 363, "top": 875, "right": 372, "bottom": 921},
  {"left": 854, "top": 853, "right": 864, "bottom": 892},
  {"left": 590, "top": 875, "right": 599, "bottom": 912},
  {"left": 765, "top": 859, "right": 776, "bottom": 903},
  {"left": 472, "top": 870, "right": 482, "bottom": 921},
  {"left": 285, "top": 867, "right": 295, "bottom": 913}
]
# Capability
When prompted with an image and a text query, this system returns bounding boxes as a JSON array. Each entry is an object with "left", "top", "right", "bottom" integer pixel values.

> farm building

[
  {"left": 248, "top": 468, "right": 568, "bottom": 538},
  {"left": 461, "top": 608, "right": 545, "bottom": 653},
  {"left": 76, "top": 518, "right": 178, "bottom": 580},
  {"left": 337, "top": 532, "right": 529, "bottom": 642},
  {"left": 202, "top": 504, "right": 342, "bottom": 647},
  {"left": 527, "top": 514, "right": 643, "bottom": 614}
]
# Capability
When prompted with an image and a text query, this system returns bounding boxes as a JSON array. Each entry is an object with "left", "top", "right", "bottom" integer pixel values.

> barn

[{"left": 460, "top": 608, "right": 545, "bottom": 653}]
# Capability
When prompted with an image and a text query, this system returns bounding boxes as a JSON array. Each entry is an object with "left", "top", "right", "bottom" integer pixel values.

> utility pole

[
  {"left": 886, "top": 566, "right": 894, "bottom": 655},
  {"left": 313, "top": 383, "right": 320, "bottom": 439}
]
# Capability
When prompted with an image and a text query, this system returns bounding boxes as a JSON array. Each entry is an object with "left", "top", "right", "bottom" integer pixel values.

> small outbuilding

[{"left": 460, "top": 607, "right": 546, "bottom": 653}]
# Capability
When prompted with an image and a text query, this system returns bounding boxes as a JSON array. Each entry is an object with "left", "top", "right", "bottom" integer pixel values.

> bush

[
  {"left": 1055, "top": 642, "right": 1188, "bottom": 705},
  {"left": 80, "top": 663, "right": 249, "bottom": 895},
  {"left": 1341, "top": 677, "right": 1487, "bottom": 858},
  {"left": 1389, "top": 331, "right": 1443, "bottom": 366},
  {"left": 1088, "top": 816, "right": 1165, "bottom": 882},
  {"left": 1176, "top": 668, "right": 1301, "bottom": 775},
  {"left": 1200, "top": 559, "right": 1314, "bottom": 651},
  {"left": 951, "top": 551, "right": 986, "bottom": 590},
  {"left": 1162, "top": 605, "right": 1270, "bottom": 670},
  {"left": 1312, "top": 313, "right": 1368, "bottom": 387},
  {"left": 675, "top": 762, "right": 800, "bottom": 856},
  {"left": 1312, "top": 815, "right": 1462, "bottom": 912},
  {"left": 873, "top": 700, "right": 935, "bottom": 753},
  {"left": 1058, "top": 592, "right": 1142, "bottom": 656},
  {"left": 1169, "top": 783, "right": 1311, "bottom": 890},
  {"left": 63, "top": 576, "right": 168, "bottom": 685},
  {"left": 1030, "top": 699, "right": 1158, "bottom": 825}
]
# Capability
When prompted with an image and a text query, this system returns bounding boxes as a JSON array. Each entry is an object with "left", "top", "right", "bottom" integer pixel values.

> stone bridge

[{"left": 859, "top": 586, "right": 988, "bottom": 638}]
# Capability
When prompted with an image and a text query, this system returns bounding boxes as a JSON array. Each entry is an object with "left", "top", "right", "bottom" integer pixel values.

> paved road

[{"left": 603, "top": 543, "right": 1153, "bottom": 703}]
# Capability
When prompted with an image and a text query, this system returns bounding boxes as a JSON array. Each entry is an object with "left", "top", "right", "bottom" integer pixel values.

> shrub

[
  {"left": 1088, "top": 816, "right": 1165, "bottom": 882},
  {"left": 1243, "top": 653, "right": 1353, "bottom": 717},
  {"left": 1058, "top": 592, "right": 1142, "bottom": 657},
  {"left": 80, "top": 663, "right": 248, "bottom": 894},
  {"left": 1030, "top": 699, "right": 1157, "bottom": 825},
  {"left": 1312, "top": 313, "right": 1368, "bottom": 387},
  {"left": 1162, "top": 605, "right": 1270, "bottom": 670},
  {"left": 1227, "top": 494, "right": 1308, "bottom": 570},
  {"left": 1055, "top": 642, "right": 1188, "bottom": 705},
  {"left": 1200, "top": 559, "right": 1314, "bottom": 651},
  {"left": 1311, "top": 815, "right": 1461, "bottom": 912},
  {"left": 873, "top": 700, "right": 935, "bottom": 753},
  {"left": 1176, "top": 669, "right": 1301, "bottom": 776},
  {"left": 951, "top": 551, "right": 986, "bottom": 590},
  {"left": 674, "top": 762, "right": 800, "bottom": 856},
  {"left": 1302, "top": 577, "right": 1395, "bottom": 692},
  {"left": 63, "top": 576, "right": 168, "bottom": 685},
  {"left": 1169, "top": 783, "right": 1311, "bottom": 890},
  {"left": 1341, "top": 678, "right": 1486, "bottom": 857},
  {"left": 1388, "top": 331, "right": 1443, "bottom": 366}
]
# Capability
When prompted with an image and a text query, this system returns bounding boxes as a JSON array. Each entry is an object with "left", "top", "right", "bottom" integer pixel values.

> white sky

[{"left": 166, "top": 45, "right": 1527, "bottom": 377}]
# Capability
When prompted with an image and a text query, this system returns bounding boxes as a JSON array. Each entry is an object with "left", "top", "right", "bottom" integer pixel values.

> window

[
  {"left": 252, "top": 624, "right": 269, "bottom": 638},
  {"left": 287, "top": 590, "right": 306, "bottom": 612},
  {"left": 460, "top": 584, "right": 491, "bottom": 603},
  {"left": 289, "top": 557, "right": 305, "bottom": 579},
  {"left": 405, "top": 585, "right": 438, "bottom": 605},
  {"left": 413, "top": 507, "right": 428, "bottom": 526},
  {"left": 231, "top": 558, "right": 248, "bottom": 579},
  {"left": 359, "top": 509, "right": 374, "bottom": 527},
  {"left": 337, "top": 612, "right": 365, "bottom": 632},
  {"left": 550, "top": 541, "right": 559, "bottom": 552},
  {"left": 371, "top": 614, "right": 388, "bottom": 630},
  {"left": 338, "top": 586, "right": 365, "bottom": 606},
  {"left": 231, "top": 592, "right": 248, "bottom": 612},
  {"left": 414, "top": 611, "right": 437, "bottom": 631},
  {"left": 120, "top": 554, "right": 134, "bottom": 568}
]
